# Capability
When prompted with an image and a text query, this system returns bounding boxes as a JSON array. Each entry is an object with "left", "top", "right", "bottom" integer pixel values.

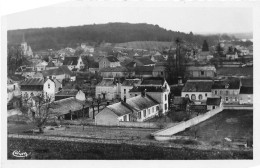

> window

[
  {"left": 185, "top": 94, "right": 189, "bottom": 98},
  {"left": 213, "top": 106, "right": 215, "bottom": 109},
  {"left": 48, "top": 84, "right": 50, "bottom": 89},
  {"left": 201, "top": 71, "right": 205, "bottom": 76},
  {"left": 165, "top": 104, "right": 168, "bottom": 110},
  {"left": 123, "top": 115, "right": 127, "bottom": 121},
  {"left": 198, "top": 94, "right": 203, "bottom": 100},
  {"left": 191, "top": 94, "right": 196, "bottom": 100},
  {"left": 152, "top": 107, "right": 154, "bottom": 113},
  {"left": 148, "top": 109, "right": 150, "bottom": 115},
  {"left": 205, "top": 93, "right": 207, "bottom": 97},
  {"left": 214, "top": 90, "right": 218, "bottom": 95},
  {"left": 135, "top": 94, "right": 138, "bottom": 97},
  {"left": 225, "top": 97, "right": 229, "bottom": 102},
  {"left": 165, "top": 94, "right": 167, "bottom": 101},
  {"left": 143, "top": 110, "right": 146, "bottom": 117},
  {"left": 138, "top": 112, "right": 141, "bottom": 119},
  {"left": 124, "top": 89, "right": 126, "bottom": 94},
  {"left": 13, "top": 85, "right": 16, "bottom": 90},
  {"left": 156, "top": 106, "right": 159, "bottom": 111},
  {"left": 161, "top": 72, "right": 163, "bottom": 75}
]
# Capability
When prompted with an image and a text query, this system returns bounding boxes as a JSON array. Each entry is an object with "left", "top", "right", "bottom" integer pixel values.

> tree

[{"left": 202, "top": 40, "right": 209, "bottom": 51}]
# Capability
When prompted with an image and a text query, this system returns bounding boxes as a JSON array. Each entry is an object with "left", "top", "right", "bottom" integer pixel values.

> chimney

[{"left": 141, "top": 89, "right": 147, "bottom": 97}]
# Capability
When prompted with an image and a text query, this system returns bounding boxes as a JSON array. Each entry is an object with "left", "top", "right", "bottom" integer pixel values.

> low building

[
  {"left": 121, "top": 78, "right": 142, "bottom": 100},
  {"left": 95, "top": 78, "right": 121, "bottom": 100},
  {"left": 133, "top": 56, "right": 155, "bottom": 66},
  {"left": 206, "top": 97, "right": 222, "bottom": 110},
  {"left": 42, "top": 65, "right": 73, "bottom": 81},
  {"left": 186, "top": 66, "right": 216, "bottom": 78},
  {"left": 134, "top": 66, "right": 154, "bottom": 78},
  {"left": 211, "top": 77, "right": 241, "bottom": 104},
  {"left": 63, "top": 56, "right": 85, "bottom": 71},
  {"left": 100, "top": 66, "right": 131, "bottom": 78},
  {"left": 226, "top": 51, "right": 238, "bottom": 60},
  {"left": 99, "top": 56, "right": 121, "bottom": 70},
  {"left": 55, "top": 89, "right": 80, "bottom": 101},
  {"left": 181, "top": 79, "right": 213, "bottom": 105},
  {"left": 172, "top": 97, "right": 191, "bottom": 111},
  {"left": 239, "top": 86, "right": 253, "bottom": 104},
  {"left": 45, "top": 61, "right": 57, "bottom": 70},
  {"left": 95, "top": 93, "right": 160, "bottom": 125},
  {"left": 35, "top": 61, "right": 48, "bottom": 71}
]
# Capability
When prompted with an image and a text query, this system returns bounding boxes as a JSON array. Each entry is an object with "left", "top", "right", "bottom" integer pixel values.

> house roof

[
  {"left": 134, "top": 66, "right": 154, "bottom": 75},
  {"left": 173, "top": 97, "right": 190, "bottom": 105},
  {"left": 182, "top": 80, "right": 213, "bottom": 92},
  {"left": 107, "top": 102, "right": 134, "bottom": 117},
  {"left": 42, "top": 65, "right": 73, "bottom": 77},
  {"left": 153, "top": 65, "right": 166, "bottom": 72},
  {"left": 106, "top": 56, "right": 119, "bottom": 62},
  {"left": 126, "top": 94, "right": 159, "bottom": 111},
  {"left": 121, "top": 79, "right": 142, "bottom": 86},
  {"left": 63, "top": 56, "right": 78, "bottom": 65},
  {"left": 129, "top": 86, "right": 165, "bottom": 93},
  {"left": 96, "top": 78, "right": 116, "bottom": 87},
  {"left": 8, "top": 74, "right": 25, "bottom": 82},
  {"left": 212, "top": 78, "right": 240, "bottom": 89},
  {"left": 186, "top": 65, "right": 216, "bottom": 72},
  {"left": 241, "top": 78, "right": 253, "bottom": 87},
  {"left": 46, "top": 61, "right": 56, "bottom": 67},
  {"left": 239, "top": 86, "right": 253, "bottom": 94},
  {"left": 55, "top": 89, "right": 79, "bottom": 96},
  {"left": 100, "top": 66, "right": 128, "bottom": 72},
  {"left": 20, "top": 78, "right": 45, "bottom": 86},
  {"left": 135, "top": 56, "right": 154, "bottom": 65},
  {"left": 141, "top": 77, "right": 164, "bottom": 86},
  {"left": 125, "top": 61, "right": 136, "bottom": 68},
  {"left": 206, "top": 98, "right": 221, "bottom": 106},
  {"left": 50, "top": 97, "right": 89, "bottom": 116}
]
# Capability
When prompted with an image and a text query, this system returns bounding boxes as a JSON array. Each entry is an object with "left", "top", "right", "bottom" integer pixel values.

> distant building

[
  {"left": 55, "top": 89, "right": 83, "bottom": 101},
  {"left": 239, "top": 86, "right": 253, "bottom": 104},
  {"left": 206, "top": 97, "right": 223, "bottom": 110},
  {"left": 99, "top": 56, "right": 120, "bottom": 70},
  {"left": 81, "top": 43, "right": 94, "bottom": 53},
  {"left": 100, "top": 66, "right": 131, "bottom": 78},
  {"left": 186, "top": 65, "right": 216, "bottom": 78},
  {"left": 95, "top": 78, "right": 121, "bottom": 100},
  {"left": 45, "top": 61, "right": 57, "bottom": 70},
  {"left": 133, "top": 56, "right": 155, "bottom": 66},
  {"left": 35, "top": 61, "right": 48, "bottom": 71},
  {"left": 95, "top": 93, "right": 160, "bottom": 125},
  {"left": 7, "top": 79, "right": 21, "bottom": 102},
  {"left": 181, "top": 79, "right": 213, "bottom": 105},
  {"left": 63, "top": 56, "right": 84, "bottom": 71},
  {"left": 21, "top": 41, "right": 33, "bottom": 57},
  {"left": 226, "top": 51, "right": 238, "bottom": 60},
  {"left": 42, "top": 65, "right": 73, "bottom": 81},
  {"left": 121, "top": 78, "right": 142, "bottom": 100}
]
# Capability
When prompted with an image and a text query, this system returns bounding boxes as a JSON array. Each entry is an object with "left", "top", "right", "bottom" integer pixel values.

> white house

[
  {"left": 95, "top": 78, "right": 121, "bottom": 100},
  {"left": 35, "top": 61, "right": 48, "bottom": 71},
  {"left": 63, "top": 56, "right": 85, "bottom": 71},
  {"left": 43, "top": 78, "right": 56, "bottom": 101},
  {"left": 121, "top": 79, "right": 142, "bottom": 101}
]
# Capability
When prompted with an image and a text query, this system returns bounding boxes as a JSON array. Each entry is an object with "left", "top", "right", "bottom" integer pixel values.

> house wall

[
  {"left": 135, "top": 104, "right": 159, "bottom": 122},
  {"left": 101, "top": 71, "right": 126, "bottom": 78},
  {"left": 99, "top": 58, "right": 120, "bottom": 70},
  {"left": 211, "top": 89, "right": 240, "bottom": 104},
  {"left": 95, "top": 85, "right": 119, "bottom": 100},
  {"left": 121, "top": 86, "right": 134, "bottom": 100},
  {"left": 77, "top": 56, "right": 85, "bottom": 70},
  {"left": 181, "top": 92, "right": 212, "bottom": 102},
  {"left": 95, "top": 108, "right": 120, "bottom": 126},
  {"left": 189, "top": 70, "right": 215, "bottom": 78},
  {"left": 43, "top": 79, "right": 56, "bottom": 102},
  {"left": 118, "top": 113, "right": 130, "bottom": 122},
  {"left": 239, "top": 94, "right": 253, "bottom": 104}
]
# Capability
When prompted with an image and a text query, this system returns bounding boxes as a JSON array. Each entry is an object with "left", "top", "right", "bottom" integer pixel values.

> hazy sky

[{"left": 5, "top": 1, "right": 253, "bottom": 34}]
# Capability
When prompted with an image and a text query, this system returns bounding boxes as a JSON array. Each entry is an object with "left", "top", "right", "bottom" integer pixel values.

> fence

[{"left": 152, "top": 107, "right": 223, "bottom": 141}]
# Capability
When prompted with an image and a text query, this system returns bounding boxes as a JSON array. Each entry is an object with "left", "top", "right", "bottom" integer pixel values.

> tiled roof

[
  {"left": 63, "top": 57, "right": 78, "bottom": 65},
  {"left": 106, "top": 56, "right": 119, "bottom": 62},
  {"left": 96, "top": 78, "right": 116, "bottom": 87},
  {"left": 121, "top": 79, "right": 142, "bottom": 86},
  {"left": 46, "top": 61, "right": 56, "bottom": 67},
  {"left": 55, "top": 89, "right": 79, "bottom": 96},
  {"left": 212, "top": 78, "right": 240, "bottom": 89},
  {"left": 129, "top": 86, "right": 165, "bottom": 93},
  {"left": 134, "top": 66, "right": 154, "bottom": 75},
  {"left": 42, "top": 65, "right": 73, "bottom": 77},
  {"left": 239, "top": 86, "right": 253, "bottom": 94},
  {"left": 100, "top": 66, "right": 128, "bottom": 72},
  {"left": 141, "top": 77, "right": 164, "bottom": 86},
  {"left": 20, "top": 78, "right": 45, "bottom": 86},
  {"left": 107, "top": 102, "right": 134, "bottom": 117},
  {"left": 126, "top": 94, "right": 159, "bottom": 111},
  {"left": 182, "top": 80, "right": 213, "bottom": 92},
  {"left": 187, "top": 66, "right": 216, "bottom": 72},
  {"left": 206, "top": 98, "right": 221, "bottom": 106},
  {"left": 135, "top": 56, "right": 154, "bottom": 65},
  {"left": 125, "top": 61, "right": 136, "bottom": 68}
]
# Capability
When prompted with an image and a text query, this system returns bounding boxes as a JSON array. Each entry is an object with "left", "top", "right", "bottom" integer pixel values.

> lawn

[{"left": 176, "top": 110, "right": 253, "bottom": 147}]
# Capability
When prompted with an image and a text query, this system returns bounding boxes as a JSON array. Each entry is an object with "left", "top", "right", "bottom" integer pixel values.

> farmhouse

[
  {"left": 206, "top": 97, "right": 223, "bottom": 110},
  {"left": 95, "top": 93, "right": 160, "bottom": 125},
  {"left": 181, "top": 79, "right": 213, "bottom": 104},
  {"left": 99, "top": 56, "right": 120, "bottom": 70}
]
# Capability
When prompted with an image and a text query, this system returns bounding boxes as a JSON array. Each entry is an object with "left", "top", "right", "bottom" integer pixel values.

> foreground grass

[{"left": 8, "top": 138, "right": 252, "bottom": 160}]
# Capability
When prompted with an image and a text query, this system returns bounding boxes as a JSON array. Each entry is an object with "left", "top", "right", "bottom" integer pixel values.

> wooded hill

[{"left": 7, "top": 22, "right": 236, "bottom": 51}]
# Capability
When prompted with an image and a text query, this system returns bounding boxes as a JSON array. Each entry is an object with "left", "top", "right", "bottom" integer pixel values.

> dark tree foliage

[
  {"left": 7, "top": 23, "right": 236, "bottom": 51},
  {"left": 202, "top": 40, "right": 209, "bottom": 51}
]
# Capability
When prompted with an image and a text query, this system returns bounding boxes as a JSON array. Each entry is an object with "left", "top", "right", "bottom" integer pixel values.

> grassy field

[
  {"left": 8, "top": 138, "right": 252, "bottom": 160},
  {"left": 177, "top": 110, "right": 253, "bottom": 147}
]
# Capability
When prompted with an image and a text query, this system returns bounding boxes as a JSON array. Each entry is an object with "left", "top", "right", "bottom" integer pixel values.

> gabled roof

[
  {"left": 42, "top": 65, "right": 73, "bottom": 77},
  {"left": 182, "top": 80, "right": 213, "bottom": 92},
  {"left": 63, "top": 56, "right": 78, "bottom": 65},
  {"left": 107, "top": 102, "right": 134, "bottom": 117},
  {"left": 206, "top": 98, "right": 221, "bottom": 106},
  {"left": 239, "top": 86, "right": 253, "bottom": 94},
  {"left": 129, "top": 86, "right": 165, "bottom": 93},
  {"left": 100, "top": 66, "right": 128, "bottom": 72},
  {"left": 106, "top": 56, "right": 119, "bottom": 62},
  {"left": 212, "top": 78, "right": 240, "bottom": 90},
  {"left": 122, "top": 79, "right": 142, "bottom": 86},
  {"left": 141, "top": 77, "right": 164, "bottom": 86},
  {"left": 20, "top": 78, "right": 45, "bottom": 86},
  {"left": 126, "top": 94, "right": 159, "bottom": 111},
  {"left": 96, "top": 78, "right": 116, "bottom": 87},
  {"left": 134, "top": 56, "right": 154, "bottom": 65}
]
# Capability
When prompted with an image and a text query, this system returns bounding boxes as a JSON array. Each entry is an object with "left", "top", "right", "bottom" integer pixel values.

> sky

[{"left": 5, "top": 1, "right": 253, "bottom": 34}]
